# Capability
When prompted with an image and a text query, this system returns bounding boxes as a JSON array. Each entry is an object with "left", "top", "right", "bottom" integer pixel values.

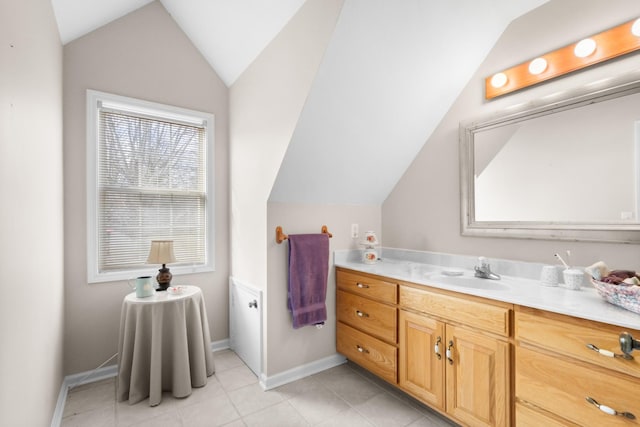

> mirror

[{"left": 460, "top": 73, "right": 640, "bottom": 243}]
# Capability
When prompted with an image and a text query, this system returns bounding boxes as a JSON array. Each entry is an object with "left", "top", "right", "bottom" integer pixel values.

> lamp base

[{"left": 156, "top": 266, "right": 173, "bottom": 291}]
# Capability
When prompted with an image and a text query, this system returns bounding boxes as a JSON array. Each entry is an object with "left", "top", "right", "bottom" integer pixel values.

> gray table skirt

[{"left": 116, "top": 286, "right": 215, "bottom": 406}]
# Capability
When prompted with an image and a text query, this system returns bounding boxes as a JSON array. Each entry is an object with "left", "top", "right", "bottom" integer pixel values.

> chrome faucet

[{"left": 474, "top": 257, "right": 501, "bottom": 280}]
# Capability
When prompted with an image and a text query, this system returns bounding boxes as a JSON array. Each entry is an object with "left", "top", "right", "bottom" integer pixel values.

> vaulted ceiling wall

[
  {"left": 52, "top": 0, "right": 549, "bottom": 207},
  {"left": 269, "top": 0, "right": 548, "bottom": 205}
]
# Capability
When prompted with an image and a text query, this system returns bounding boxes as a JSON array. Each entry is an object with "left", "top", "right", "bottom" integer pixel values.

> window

[{"left": 87, "top": 90, "right": 214, "bottom": 283}]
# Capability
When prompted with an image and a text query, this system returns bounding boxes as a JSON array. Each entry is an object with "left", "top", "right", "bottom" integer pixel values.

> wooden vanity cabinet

[
  {"left": 336, "top": 268, "right": 398, "bottom": 384},
  {"left": 400, "top": 285, "right": 511, "bottom": 427},
  {"left": 336, "top": 267, "right": 512, "bottom": 427},
  {"left": 515, "top": 306, "right": 640, "bottom": 426}
]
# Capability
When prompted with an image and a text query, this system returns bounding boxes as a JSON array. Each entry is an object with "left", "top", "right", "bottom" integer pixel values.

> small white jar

[
  {"left": 563, "top": 269, "right": 584, "bottom": 290},
  {"left": 540, "top": 265, "right": 559, "bottom": 287},
  {"left": 363, "top": 247, "right": 378, "bottom": 264}
]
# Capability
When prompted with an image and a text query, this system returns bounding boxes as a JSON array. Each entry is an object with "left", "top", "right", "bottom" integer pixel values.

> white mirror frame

[{"left": 460, "top": 71, "right": 640, "bottom": 244}]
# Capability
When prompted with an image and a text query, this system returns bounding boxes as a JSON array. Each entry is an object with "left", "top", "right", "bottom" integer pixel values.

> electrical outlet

[{"left": 351, "top": 223, "right": 359, "bottom": 238}]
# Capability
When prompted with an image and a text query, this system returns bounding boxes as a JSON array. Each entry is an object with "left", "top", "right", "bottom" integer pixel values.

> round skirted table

[{"left": 116, "top": 286, "right": 215, "bottom": 406}]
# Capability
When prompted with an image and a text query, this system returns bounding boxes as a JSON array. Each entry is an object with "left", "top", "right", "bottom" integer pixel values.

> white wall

[
  {"left": 63, "top": 1, "right": 230, "bottom": 374},
  {"left": 229, "top": 0, "right": 344, "bottom": 292},
  {"left": 229, "top": 0, "right": 345, "bottom": 378},
  {"left": 0, "top": 0, "right": 64, "bottom": 425},
  {"left": 383, "top": 0, "right": 640, "bottom": 268}
]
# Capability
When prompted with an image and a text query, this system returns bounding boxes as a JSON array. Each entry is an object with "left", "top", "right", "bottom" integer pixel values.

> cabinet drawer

[
  {"left": 337, "top": 269, "right": 397, "bottom": 304},
  {"left": 516, "top": 309, "right": 640, "bottom": 379},
  {"left": 400, "top": 285, "right": 510, "bottom": 337},
  {"left": 337, "top": 290, "right": 397, "bottom": 343},
  {"left": 337, "top": 322, "right": 397, "bottom": 384},
  {"left": 516, "top": 346, "right": 640, "bottom": 427},
  {"left": 515, "top": 402, "right": 580, "bottom": 427}
]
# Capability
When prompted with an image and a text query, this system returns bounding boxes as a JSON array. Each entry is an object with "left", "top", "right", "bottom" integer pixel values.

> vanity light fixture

[{"left": 486, "top": 16, "right": 640, "bottom": 99}]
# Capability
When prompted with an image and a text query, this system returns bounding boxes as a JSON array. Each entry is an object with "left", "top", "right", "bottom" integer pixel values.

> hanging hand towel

[{"left": 287, "top": 233, "right": 330, "bottom": 329}]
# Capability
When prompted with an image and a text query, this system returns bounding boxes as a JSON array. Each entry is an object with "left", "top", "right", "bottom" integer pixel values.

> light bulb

[
  {"left": 490, "top": 73, "right": 508, "bottom": 88},
  {"left": 632, "top": 18, "right": 640, "bottom": 36},
  {"left": 528, "top": 57, "right": 548, "bottom": 75},
  {"left": 574, "top": 38, "right": 596, "bottom": 58}
]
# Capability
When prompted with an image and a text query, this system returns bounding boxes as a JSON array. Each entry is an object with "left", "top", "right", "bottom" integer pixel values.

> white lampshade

[{"left": 146, "top": 240, "right": 177, "bottom": 265}]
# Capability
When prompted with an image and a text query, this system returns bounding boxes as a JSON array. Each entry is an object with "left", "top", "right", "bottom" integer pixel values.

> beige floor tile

[
  {"left": 288, "top": 386, "right": 350, "bottom": 425},
  {"left": 241, "top": 401, "right": 310, "bottom": 427},
  {"left": 178, "top": 391, "right": 241, "bottom": 427},
  {"left": 320, "top": 371, "right": 383, "bottom": 406},
  {"left": 354, "top": 393, "right": 423, "bottom": 427},
  {"left": 274, "top": 375, "right": 325, "bottom": 399},
  {"left": 128, "top": 410, "right": 182, "bottom": 427},
  {"left": 316, "top": 407, "right": 375, "bottom": 427},
  {"left": 115, "top": 399, "right": 174, "bottom": 427},
  {"left": 213, "top": 349, "right": 246, "bottom": 371},
  {"left": 64, "top": 378, "right": 116, "bottom": 417},
  {"left": 407, "top": 414, "right": 459, "bottom": 427},
  {"left": 227, "top": 382, "right": 285, "bottom": 416},
  {"left": 215, "top": 364, "right": 258, "bottom": 391},
  {"left": 62, "top": 351, "right": 462, "bottom": 427},
  {"left": 61, "top": 405, "right": 115, "bottom": 427}
]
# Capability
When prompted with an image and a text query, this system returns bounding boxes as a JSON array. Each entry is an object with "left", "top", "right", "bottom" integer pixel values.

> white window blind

[{"left": 87, "top": 90, "right": 214, "bottom": 282}]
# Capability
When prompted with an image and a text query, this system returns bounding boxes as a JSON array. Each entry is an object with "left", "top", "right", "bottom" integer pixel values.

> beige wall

[
  {"left": 229, "top": 0, "right": 344, "bottom": 376},
  {"left": 0, "top": 0, "right": 64, "bottom": 425},
  {"left": 229, "top": 0, "right": 344, "bottom": 292},
  {"left": 266, "top": 203, "right": 380, "bottom": 375},
  {"left": 63, "top": 1, "right": 229, "bottom": 374},
  {"left": 383, "top": 0, "right": 640, "bottom": 268}
]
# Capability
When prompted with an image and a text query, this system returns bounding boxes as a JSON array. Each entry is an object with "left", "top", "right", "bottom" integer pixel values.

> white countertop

[{"left": 335, "top": 249, "right": 640, "bottom": 331}]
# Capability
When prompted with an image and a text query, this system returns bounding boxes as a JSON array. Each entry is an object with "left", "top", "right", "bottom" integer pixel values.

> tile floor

[{"left": 61, "top": 350, "right": 459, "bottom": 427}]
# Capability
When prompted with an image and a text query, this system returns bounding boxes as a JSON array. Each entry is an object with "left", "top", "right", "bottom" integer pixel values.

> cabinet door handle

[
  {"left": 356, "top": 282, "right": 370, "bottom": 289},
  {"left": 446, "top": 340, "right": 454, "bottom": 365},
  {"left": 586, "top": 343, "right": 630, "bottom": 359},
  {"left": 356, "top": 345, "right": 370, "bottom": 354},
  {"left": 355, "top": 310, "right": 369, "bottom": 318},
  {"left": 586, "top": 397, "right": 636, "bottom": 419},
  {"left": 434, "top": 336, "right": 442, "bottom": 360}
]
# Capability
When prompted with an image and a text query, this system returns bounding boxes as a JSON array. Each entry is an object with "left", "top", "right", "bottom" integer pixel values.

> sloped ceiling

[{"left": 51, "top": 0, "right": 548, "bottom": 204}]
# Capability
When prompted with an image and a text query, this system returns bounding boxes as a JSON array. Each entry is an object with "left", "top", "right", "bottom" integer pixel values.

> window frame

[{"left": 86, "top": 90, "right": 215, "bottom": 283}]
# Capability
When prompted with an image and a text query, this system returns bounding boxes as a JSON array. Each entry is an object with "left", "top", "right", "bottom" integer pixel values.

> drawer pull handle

[
  {"left": 446, "top": 340, "right": 454, "bottom": 365},
  {"left": 356, "top": 345, "right": 370, "bottom": 354},
  {"left": 586, "top": 343, "right": 630, "bottom": 359},
  {"left": 356, "top": 310, "right": 369, "bottom": 318},
  {"left": 356, "top": 283, "right": 370, "bottom": 289},
  {"left": 434, "top": 336, "right": 442, "bottom": 360},
  {"left": 586, "top": 397, "right": 636, "bottom": 419}
]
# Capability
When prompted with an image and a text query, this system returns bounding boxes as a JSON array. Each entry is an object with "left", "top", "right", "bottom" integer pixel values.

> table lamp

[{"left": 147, "top": 240, "right": 177, "bottom": 291}]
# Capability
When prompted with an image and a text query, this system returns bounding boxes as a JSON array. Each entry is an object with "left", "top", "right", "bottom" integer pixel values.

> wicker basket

[{"left": 591, "top": 278, "right": 640, "bottom": 315}]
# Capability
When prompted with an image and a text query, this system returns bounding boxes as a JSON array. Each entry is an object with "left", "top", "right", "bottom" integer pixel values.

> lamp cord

[{"left": 68, "top": 352, "right": 118, "bottom": 390}]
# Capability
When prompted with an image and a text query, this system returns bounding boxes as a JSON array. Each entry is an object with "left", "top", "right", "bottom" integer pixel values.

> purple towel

[{"left": 287, "top": 233, "right": 330, "bottom": 329}]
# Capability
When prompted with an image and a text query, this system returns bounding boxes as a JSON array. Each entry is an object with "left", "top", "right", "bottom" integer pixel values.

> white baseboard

[
  {"left": 259, "top": 353, "right": 347, "bottom": 390},
  {"left": 50, "top": 339, "right": 230, "bottom": 427}
]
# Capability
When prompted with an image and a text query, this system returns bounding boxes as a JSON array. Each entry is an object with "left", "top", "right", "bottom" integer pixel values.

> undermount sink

[{"left": 426, "top": 273, "right": 509, "bottom": 291}]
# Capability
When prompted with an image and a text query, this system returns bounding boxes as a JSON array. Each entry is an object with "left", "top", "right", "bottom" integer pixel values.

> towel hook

[{"left": 276, "top": 225, "right": 333, "bottom": 244}]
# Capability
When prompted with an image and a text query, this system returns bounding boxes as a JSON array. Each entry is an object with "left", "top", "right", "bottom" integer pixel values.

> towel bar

[{"left": 276, "top": 225, "right": 333, "bottom": 244}]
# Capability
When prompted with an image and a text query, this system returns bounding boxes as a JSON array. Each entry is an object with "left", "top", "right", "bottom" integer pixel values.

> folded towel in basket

[{"left": 287, "top": 233, "right": 330, "bottom": 329}]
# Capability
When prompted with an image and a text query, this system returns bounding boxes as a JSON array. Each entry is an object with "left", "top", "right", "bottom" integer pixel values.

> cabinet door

[
  {"left": 398, "top": 310, "right": 445, "bottom": 410},
  {"left": 446, "top": 325, "right": 510, "bottom": 427}
]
